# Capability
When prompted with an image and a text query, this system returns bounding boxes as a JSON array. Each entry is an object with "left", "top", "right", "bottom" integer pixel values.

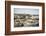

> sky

[{"left": 14, "top": 8, "right": 39, "bottom": 15}]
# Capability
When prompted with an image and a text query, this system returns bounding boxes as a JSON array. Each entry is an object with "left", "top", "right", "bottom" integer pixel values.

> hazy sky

[{"left": 14, "top": 8, "right": 39, "bottom": 15}]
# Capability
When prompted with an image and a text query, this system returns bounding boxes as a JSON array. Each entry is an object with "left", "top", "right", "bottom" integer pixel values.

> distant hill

[{"left": 14, "top": 14, "right": 39, "bottom": 16}]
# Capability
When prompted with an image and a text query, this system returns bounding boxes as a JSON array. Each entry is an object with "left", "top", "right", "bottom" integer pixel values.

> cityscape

[
  {"left": 14, "top": 8, "right": 39, "bottom": 27},
  {"left": 14, "top": 14, "right": 39, "bottom": 27}
]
